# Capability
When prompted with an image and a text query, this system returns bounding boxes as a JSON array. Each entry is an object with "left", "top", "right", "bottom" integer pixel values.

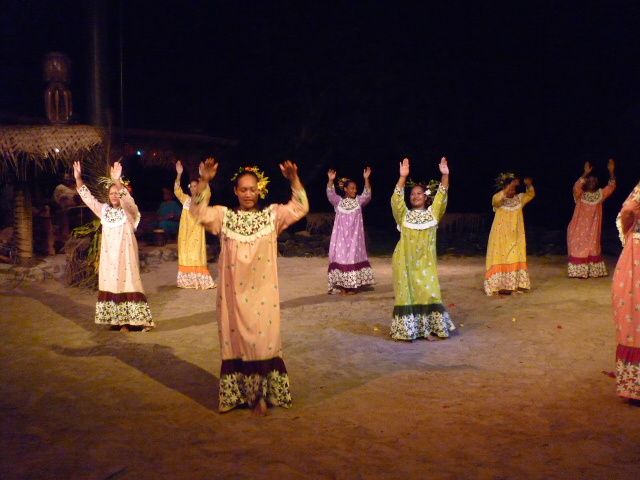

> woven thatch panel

[{"left": 0, "top": 125, "right": 104, "bottom": 179}]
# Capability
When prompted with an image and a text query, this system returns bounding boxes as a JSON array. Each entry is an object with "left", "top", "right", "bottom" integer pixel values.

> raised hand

[
  {"left": 583, "top": 161, "right": 593, "bottom": 176},
  {"left": 523, "top": 177, "right": 533, "bottom": 187},
  {"left": 280, "top": 160, "right": 299, "bottom": 182},
  {"left": 607, "top": 158, "right": 615, "bottom": 174},
  {"left": 110, "top": 161, "right": 123, "bottom": 182},
  {"left": 327, "top": 169, "right": 337, "bottom": 181},
  {"left": 439, "top": 157, "right": 449, "bottom": 175},
  {"left": 363, "top": 166, "right": 371, "bottom": 179},
  {"left": 399, "top": 158, "right": 410, "bottom": 178},
  {"left": 176, "top": 160, "right": 184, "bottom": 175},
  {"left": 198, "top": 157, "right": 218, "bottom": 182},
  {"left": 72, "top": 161, "right": 82, "bottom": 181}
]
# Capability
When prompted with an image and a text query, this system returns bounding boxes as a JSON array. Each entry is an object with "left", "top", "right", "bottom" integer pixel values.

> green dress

[{"left": 390, "top": 184, "right": 455, "bottom": 340}]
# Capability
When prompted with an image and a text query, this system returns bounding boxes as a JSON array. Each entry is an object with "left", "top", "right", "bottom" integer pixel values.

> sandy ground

[{"left": 1, "top": 254, "right": 639, "bottom": 480}]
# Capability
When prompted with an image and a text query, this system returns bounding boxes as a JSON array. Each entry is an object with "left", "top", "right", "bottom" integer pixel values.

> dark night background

[{"left": 2, "top": 0, "right": 639, "bottom": 235}]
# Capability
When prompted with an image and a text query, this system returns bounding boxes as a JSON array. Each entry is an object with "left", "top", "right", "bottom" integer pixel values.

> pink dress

[
  {"left": 567, "top": 178, "right": 616, "bottom": 278},
  {"left": 191, "top": 188, "right": 309, "bottom": 412},
  {"left": 612, "top": 181, "right": 640, "bottom": 400},
  {"left": 326, "top": 186, "right": 375, "bottom": 292},
  {"left": 78, "top": 185, "right": 153, "bottom": 328}
]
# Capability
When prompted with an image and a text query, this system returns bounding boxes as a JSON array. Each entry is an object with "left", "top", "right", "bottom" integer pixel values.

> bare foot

[
  {"left": 339, "top": 289, "right": 357, "bottom": 296},
  {"left": 119, "top": 325, "right": 130, "bottom": 332},
  {"left": 425, "top": 335, "right": 437, "bottom": 342},
  {"left": 252, "top": 398, "right": 268, "bottom": 417}
]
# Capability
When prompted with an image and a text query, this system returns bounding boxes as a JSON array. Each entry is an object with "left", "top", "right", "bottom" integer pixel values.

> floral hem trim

[
  {"left": 390, "top": 305, "right": 455, "bottom": 340},
  {"left": 616, "top": 345, "right": 640, "bottom": 400},
  {"left": 177, "top": 270, "right": 216, "bottom": 289},
  {"left": 484, "top": 269, "right": 530, "bottom": 295},
  {"left": 218, "top": 358, "right": 292, "bottom": 412},
  {"left": 327, "top": 264, "right": 375, "bottom": 290},
  {"left": 95, "top": 296, "right": 153, "bottom": 327},
  {"left": 567, "top": 261, "right": 607, "bottom": 278}
]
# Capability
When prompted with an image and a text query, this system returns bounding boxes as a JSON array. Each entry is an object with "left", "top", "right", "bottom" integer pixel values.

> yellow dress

[
  {"left": 174, "top": 182, "right": 216, "bottom": 289},
  {"left": 484, "top": 187, "right": 535, "bottom": 295}
]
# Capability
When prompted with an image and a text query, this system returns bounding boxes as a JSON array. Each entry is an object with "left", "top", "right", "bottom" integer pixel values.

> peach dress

[
  {"left": 191, "top": 188, "right": 308, "bottom": 412},
  {"left": 567, "top": 178, "right": 616, "bottom": 278},
  {"left": 612, "top": 181, "right": 640, "bottom": 400}
]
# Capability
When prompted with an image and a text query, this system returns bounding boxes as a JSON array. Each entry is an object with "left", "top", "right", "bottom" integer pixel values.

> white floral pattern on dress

[
  {"left": 177, "top": 271, "right": 216, "bottom": 289},
  {"left": 222, "top": 207, "right": 275, "bottom": 242},
  {"left": 95, "top": 300, "right": 153, "bottom": 326},
  {"left": 336, "top": 197, "right": 360, "bottom": 214},
  {"left": 327, "top": 266, "right": 375, "bottom": 291},
  {"left": 484, "top": 269, "right": 530, "bottom": 296},
  {"left": 616, "top": 359, "right": 640, "bottom": 400},
  {"left": 219, "top": 370, "right": 292, "bottom": 412},
  {"left": 567, "top": 261, "right": 608, "bottom": 278},
  {"left": 390, "top": 310, "right": 455, "bottom": 340}
]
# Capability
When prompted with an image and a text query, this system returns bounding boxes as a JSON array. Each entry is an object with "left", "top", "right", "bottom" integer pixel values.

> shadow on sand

[
  {"left": 21, "top": 286, "right": 220, "bottom": 412},
  {"left": 50, "top": 342, "right": 219, "bottom": 412}
]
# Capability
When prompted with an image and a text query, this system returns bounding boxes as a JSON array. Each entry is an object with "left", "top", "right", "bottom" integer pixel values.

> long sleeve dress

[
  {"left": 567, "top": 178, "right": 616, "bottom": 278},
  {"left": 326, "top": 185, "right": 375, "bottom": 292},
  {"left": 191, "top": 188, "right": 309, "bottom": 412},
  {"left": 390, "top": 184, "right": 455, "bottom": 340},
  {"left": 612, "top": 181, "right": 640, "bottom": 400},
  {"left": 78, "top": 184, "right": 154, "bottom": 328},
  {"left": 174, "top": 182, "right": 216, "bottom": 289},
  {"left": 484, "top": 186, "right": 535, "bottom": 296}
]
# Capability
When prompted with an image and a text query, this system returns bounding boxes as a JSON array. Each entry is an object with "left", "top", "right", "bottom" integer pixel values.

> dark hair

[{"left": 233, "top": 171, "right": 259, "bottom": 187}]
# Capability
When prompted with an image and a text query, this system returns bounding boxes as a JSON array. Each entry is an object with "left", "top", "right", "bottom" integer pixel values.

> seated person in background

[
  {"left": 52, "top": 173, "right": 80, "bottom": 246},
  {"left": 157, "top": 186, "right": 181, "bottom": 238}
]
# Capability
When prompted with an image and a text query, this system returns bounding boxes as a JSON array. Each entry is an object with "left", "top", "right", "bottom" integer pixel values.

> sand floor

[{"left": 1, "top": 254, "right": 639, "bottom": 479}]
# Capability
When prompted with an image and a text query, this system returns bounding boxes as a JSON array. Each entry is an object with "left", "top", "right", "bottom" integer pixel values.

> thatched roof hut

[{"left": 0, "top": 125, "right": 103, "bottom": 180}]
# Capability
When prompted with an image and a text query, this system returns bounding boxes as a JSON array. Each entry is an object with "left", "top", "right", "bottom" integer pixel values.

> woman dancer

[
  {"left": 173, "top": 160, "right": 216, "bottom": 289},
  {"left": 612, "top": 180, "right": 640, "bottom": 402},
  {"left": 73, "top": 160, "right": 153, "bottom": 331},
  {"left": 390, "top": 157, "right": 455, "bottom": 341},
  {"left": 326, "top": 167, "right": 375, "bottom": 294},
  {"left": 484, "top": 173, "right": 535, "bottom": 296},
  {"left": 190, "top": 158, "right": 308, "bottom": 415},
  {"left": 567, "top": 159, "right": 616, "bottom": 278}
]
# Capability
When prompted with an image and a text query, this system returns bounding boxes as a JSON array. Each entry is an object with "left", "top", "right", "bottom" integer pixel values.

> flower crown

[
  {"left": 337, "top": 177, "right": 351, "bottom": 191},
  {"left": 495, "top": 172, "right": 517, "bottom": 191},
  {"left": 98, "top": 176, "right": 131, "bottom": 190},
  {"left": 406, "top": 178, "right": 440, "bottom": 197},
  {"left": 231, "top": 166, "right": 270, "bottom": 199}
]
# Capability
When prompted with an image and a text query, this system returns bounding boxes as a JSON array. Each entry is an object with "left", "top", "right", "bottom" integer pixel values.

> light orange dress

[
  {"left": 191, "top": 188, "right": 309, "bottom": 412},
  {"left": 484, "top": 187, "right": 535, "bottom": 295},
  {"left": 567, "top": 178, "right": 616, "bottom": 278},
  {"left": 174, "top": 182, "right": 215, "bottom": 289},
  {"left": 78, "top": 184, "right": 153, "bottom": 328},
  {"left": 612, "top": 181, "right": 640, "bottom": 400}
]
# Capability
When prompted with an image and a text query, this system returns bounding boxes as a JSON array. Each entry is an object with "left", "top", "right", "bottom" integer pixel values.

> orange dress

[
  {"left": 567, "top": 178, "right": 616, "bottom": 278},
  {"left": 612, "top": 181, "right": 640, "bottom": 400},
  {"left": 191, "top": 188, "right": 309, "bottom": 412}
]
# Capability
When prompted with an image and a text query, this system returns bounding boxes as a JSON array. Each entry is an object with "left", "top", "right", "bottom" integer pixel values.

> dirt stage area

[{"left": 1, "top": 254, "right": 639, "bottom": 479}]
